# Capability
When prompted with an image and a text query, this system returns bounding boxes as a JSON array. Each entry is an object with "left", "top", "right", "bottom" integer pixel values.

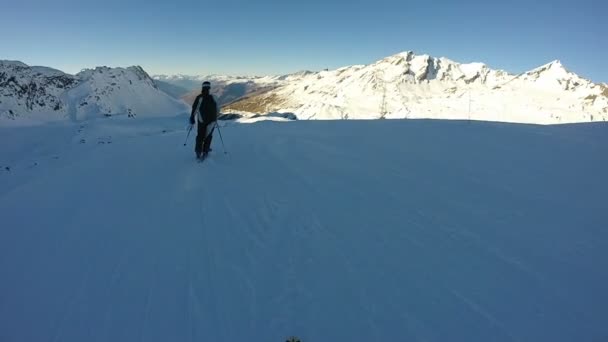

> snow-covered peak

[
  {"left": 1, "top": 61, "right": 79, "bottom": 121},
  {"left": 68, "top": 65, "right": 186, "bottom": 121},
  {"left": 76, "top": 65, "right": 157, "bottom": 90},
  {"left": 0, "top": 60, "right": 29, "bottom": 68},
  {"left": 355, "top": 51, "right": 510, "bottom": 86},
  {"left": 1, "top": 60, "right": 68, "bottom": 77},
  {"left": 30, "top": 66, "right": 69, "bottom": 77},
  {"left": 1, "top": 62, "right": 187, "bottom": 124},
  {"left": 279, "top": 70, "right": 315, "bottom": 80},
  {"left": 376, "top": 51, "right": 415, "bottom": 65},
  {"left": 525, "top": 59, "right": 570, "bottom": 78},
  {"left": 519, "top": 59, "right": 593, "bottom": 93},
  {"left": 548, "top": 59, "right": 563, "bottom": 68},
  {"left": 225, "top": 51, "right": 607, "bottom": 124}
]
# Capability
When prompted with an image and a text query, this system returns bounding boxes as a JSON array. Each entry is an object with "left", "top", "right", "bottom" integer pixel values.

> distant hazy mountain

[
  {"left": 152, "top": 75, "right": 203, "bottom": 91},
  {"left": 153, "top": 79, "right": 190, "bottom": 99},
  {"left": 153, "top": 74, "right": 281, "bottom": 107}
]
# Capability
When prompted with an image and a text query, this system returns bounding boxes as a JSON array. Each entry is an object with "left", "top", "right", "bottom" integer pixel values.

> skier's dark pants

[{"left": 195, "top": 122, "right": 213, "bottom": 157}]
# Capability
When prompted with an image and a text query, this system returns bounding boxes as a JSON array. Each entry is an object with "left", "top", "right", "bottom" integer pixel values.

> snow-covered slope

[
  {"left": 0, "top": 61, "right": 188, "bottom": 124},
  {"left": 224, "top": 51, "right": 608, "bottom": 124},
  {"left": 1, "top": 117, "right": 607, "bottom": 341}
]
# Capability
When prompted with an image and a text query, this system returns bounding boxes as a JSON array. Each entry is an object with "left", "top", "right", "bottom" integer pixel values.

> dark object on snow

[
  {"left": 251, "top": 112, "right": 297, "bottom": 120},
  {"left": 189, "top": 83, "right": 219, "bottom": 158},
  {"left": 190, "top": 87, "right": 218, "bottom": 125},
  {"left": 273, "top": 112, "right": 297, "bottom": 120},
  {"left": 216, "top": 122, "right": 228, "bottom": 154},
  {"left": 218, "top": 113, "right": 242, "bottom": 121},
  {"left": 195, "top": 123, "right": 214, "bottom": 158},
  {"left": 183, "top": 125, "right": 193, "bottom": 146}
]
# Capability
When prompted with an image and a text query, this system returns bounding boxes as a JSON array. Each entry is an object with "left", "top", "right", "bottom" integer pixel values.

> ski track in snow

[{"left": 1, "top": 116, "right": 608, "bottom": 341}]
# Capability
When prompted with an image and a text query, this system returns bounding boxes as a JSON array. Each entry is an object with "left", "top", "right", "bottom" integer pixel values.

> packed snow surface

[{"left": 1, "top": 116, "right": 607, "bottom": 341}]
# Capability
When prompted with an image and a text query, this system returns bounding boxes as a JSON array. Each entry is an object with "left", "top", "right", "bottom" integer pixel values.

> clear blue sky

[{"left": 2, "top": 0, "right": 606, "bottom": 82}]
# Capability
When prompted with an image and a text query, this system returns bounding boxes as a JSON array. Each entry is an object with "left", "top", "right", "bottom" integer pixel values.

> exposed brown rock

[
  {"left": 223, "top": 92, "right": 286, "bottom": 113},
  {"left": 601, "top": 84, "right": 608, "bottom": 98}
]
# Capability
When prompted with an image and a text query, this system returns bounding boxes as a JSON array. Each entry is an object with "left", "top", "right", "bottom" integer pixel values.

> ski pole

[
  {"left": 215, "top": 121, "right": 228, "bottom": 154},
  {"left": 183, "top": 124, "right": 193, "bottom": 146}
]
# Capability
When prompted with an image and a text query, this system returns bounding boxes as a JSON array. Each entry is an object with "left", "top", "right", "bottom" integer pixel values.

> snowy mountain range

[
  {"left": 0, "top": 60, "right": 187, "bottom": 124},
  {"left": 3, "top": 51, "right": 607, "bottom": 125},
  {"left": 221, "top": 52, "right": 608, "bottom": 124}
]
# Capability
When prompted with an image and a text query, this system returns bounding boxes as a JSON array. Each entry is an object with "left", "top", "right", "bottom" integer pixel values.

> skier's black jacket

[{"left": 191, "top": 94, "right": 218, "bottom": 125}]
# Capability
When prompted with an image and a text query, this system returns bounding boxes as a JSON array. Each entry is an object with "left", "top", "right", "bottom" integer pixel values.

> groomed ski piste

[{"left": 1, "top": 116, "right": 607, "bottom": 341}]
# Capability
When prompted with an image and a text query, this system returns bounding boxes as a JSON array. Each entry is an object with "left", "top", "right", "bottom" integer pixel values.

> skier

[{"left": 189, "top": 81, "right": 218, "bottom": 159}]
